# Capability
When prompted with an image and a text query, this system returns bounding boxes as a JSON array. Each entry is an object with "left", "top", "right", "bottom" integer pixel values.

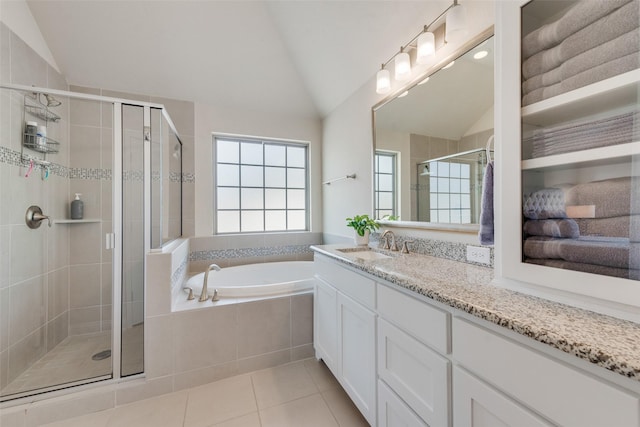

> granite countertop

[{"left": 311, "top": 244, "right": 640, "bottom": 383}]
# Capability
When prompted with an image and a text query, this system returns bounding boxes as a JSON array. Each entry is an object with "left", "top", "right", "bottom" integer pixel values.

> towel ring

[{"left": 486, "top": 135, "right": 494, "bottom": 163}]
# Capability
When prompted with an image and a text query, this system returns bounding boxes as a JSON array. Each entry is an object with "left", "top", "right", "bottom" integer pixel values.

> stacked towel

[
  {"left": 524, "top": 218, "right": 580, "bottom": 239},
  {"left": 524, "top": 236, "right": 632, "bottom": 269},
  {"left": 522, "top": 0, "right": 631, "bottom": 58},
  {"left": 524, "top": 110, "right": 640, "bottom": 158},
  {"left": 522, "top": 2, "right": 639, "bottom": 79},
  {"left": 522, "top": 188, "right": 566, "bottom": 220},
  {"left": 521, "top": 0, "right": 639, "bottom": 106},
  {"left": 525, "top": 258, "right": 639, "bottom": 280},
  {"left": 565, "top": 177, "right": 637, "bottom": 218}
]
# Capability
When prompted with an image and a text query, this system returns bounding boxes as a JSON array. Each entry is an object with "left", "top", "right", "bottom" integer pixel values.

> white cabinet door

[
  {"left": 378, "top": 380, "right": 428, "bottom": 427},
  {"left": 378, "top": 319, "right": 449, "bottom": 427},
  {"left": 453, "top": 367, "right": 554, "bottom": 427},
  {"left": 314, "top": 278, "right": 338, "bottom": 373},
  {"left": 338, "top": 292, "right": 376, "bottom": 426}
]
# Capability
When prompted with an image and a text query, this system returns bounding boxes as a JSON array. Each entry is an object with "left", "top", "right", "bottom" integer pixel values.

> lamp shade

[
  {"left": 376, "top": 68, "right": 391, "bottom": 94},
  {"left": 445, "top": 3, "right": 468, "bottom": 43},
  {"left": 416, "top": 31, "right": 435, "bottom": 64},
  {"left": 394, "top": 51, "right": 411, "bottom": 81}
]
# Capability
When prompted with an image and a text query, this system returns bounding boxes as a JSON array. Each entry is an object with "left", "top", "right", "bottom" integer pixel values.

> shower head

[{"left": 44, "top": 94, "right": 62, "bottom": 107}]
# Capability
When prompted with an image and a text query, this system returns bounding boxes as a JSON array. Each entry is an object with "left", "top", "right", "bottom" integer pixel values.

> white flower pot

[{"left": 354, "top": 229, "right": 370, "bottom": 246}]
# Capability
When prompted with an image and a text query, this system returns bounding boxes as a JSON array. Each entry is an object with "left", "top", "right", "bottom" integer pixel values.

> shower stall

[{"left": 0, "top": 84, "right": 182, "bottom": 401}]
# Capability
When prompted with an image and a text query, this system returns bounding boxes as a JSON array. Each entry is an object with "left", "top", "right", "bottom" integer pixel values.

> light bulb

[
  {"left": 376, "top": 68, "right": 391, "bottom": 94},
  {"left": 418, "top": 76, "right": 430, "bottom": 85},
  {"left": 445, "top": 3, "right": 468, "bottom": 43},
  {"left": 442, "top": 60, "right": 455, "bottom": 70},
  {"left": 394, "top": 51, "right": 411, "bottom": 81},
  {"left": 416, "top": 31, "right": 435, "bottom": 64}
]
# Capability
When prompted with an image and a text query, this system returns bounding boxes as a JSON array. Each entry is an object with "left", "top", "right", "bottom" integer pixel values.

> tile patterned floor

[
  {"left": 2, "top": 325, "right": 143, "bottom": 398},
  {"left": 41, "top": 359, "right": 369, "bottom": 427}
]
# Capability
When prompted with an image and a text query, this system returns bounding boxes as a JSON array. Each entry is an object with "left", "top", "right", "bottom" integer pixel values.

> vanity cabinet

[
  {"left": 452, "top": 317, "right": 640, "bottom": 427},
  {"left": 496, "top": 0, "right": 640, "bottom": 314},
  {"left": 314, "top": 254, "right": 376, "bottom": 425}
]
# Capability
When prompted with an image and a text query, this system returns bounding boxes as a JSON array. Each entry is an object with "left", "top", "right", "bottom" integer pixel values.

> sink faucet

[
  {"left": 381, "top": 230, "right": 398, "bottom": 251},
  {"left": 199, "top": 264, "right": 221, "bottom": 302}
]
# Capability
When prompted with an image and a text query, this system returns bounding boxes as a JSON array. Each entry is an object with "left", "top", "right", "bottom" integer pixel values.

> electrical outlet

[{"left": 466, "top": 246, "right": 491, "bottom": 265}]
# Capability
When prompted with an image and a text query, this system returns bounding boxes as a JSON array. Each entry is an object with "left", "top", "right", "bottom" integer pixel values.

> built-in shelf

[
  {"left": 521, "top": 141, "right": 640, "bottom": 171},
  {"left": 521, "top": 69, "right": 640, "bottom": 126},
  {"left": 53, "top": 219, "right": 101, "bottom": 224}
]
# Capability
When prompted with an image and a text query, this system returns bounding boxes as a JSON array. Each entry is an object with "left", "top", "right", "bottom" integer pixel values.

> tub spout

[{"left": 199, "top": 264, "right": 221, "bottom": 302}]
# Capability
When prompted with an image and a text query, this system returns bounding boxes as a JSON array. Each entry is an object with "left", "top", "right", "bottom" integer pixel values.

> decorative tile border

[
  {"left": 370, "top": 232, "right": 494, "bottom": 267},
  {"left": 189, "top": 244, "right": 313, "bottom": 261},
  {"left": 1, "top": 145, "right": 194, "bottom": 183}
]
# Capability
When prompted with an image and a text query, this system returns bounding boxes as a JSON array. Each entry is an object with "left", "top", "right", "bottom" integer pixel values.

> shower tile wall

[
  {"left": 0, "top": 22, "right": 71, "bottom": 390},
  {"left": 67, "top": 85, "right": 113, "bottom": 335}
]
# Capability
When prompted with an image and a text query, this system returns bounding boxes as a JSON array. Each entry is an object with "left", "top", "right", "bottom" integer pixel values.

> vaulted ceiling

[{"left": 27, "top": 1, "right": 449, "bottom": 119}]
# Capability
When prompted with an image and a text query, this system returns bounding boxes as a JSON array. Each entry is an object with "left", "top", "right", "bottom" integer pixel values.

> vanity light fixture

[
  {"left": 395, "top": 48, "right": 411, "bottom": 81},
  {"left": 376, "top": 65, "right": 391, "bottom": 94},
  {"left": 445, "top": 0, "right": 468, "bottom": 43},
  {"left": 374, "top": 0, "right": 468, "bottom": 93},
  {"left": 416, "top": 28, "right": 435, "bottom": 64}
]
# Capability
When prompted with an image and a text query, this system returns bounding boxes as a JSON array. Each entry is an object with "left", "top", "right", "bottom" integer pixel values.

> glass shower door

[{"left": 120, "top": 104, "right": 145, "bottom": 377}]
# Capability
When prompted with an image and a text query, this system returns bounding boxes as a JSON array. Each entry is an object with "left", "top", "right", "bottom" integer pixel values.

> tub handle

[
  {"left": 183, "top": 287, "right": 194, "bottom": 300},
  {"left": 212, "top": 289, "right": 219, "bottom": 302}
]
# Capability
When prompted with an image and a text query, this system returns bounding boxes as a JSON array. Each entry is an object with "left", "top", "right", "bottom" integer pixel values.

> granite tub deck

[{"left": 311, "top": 244, "right": 640, "bottom": 383}]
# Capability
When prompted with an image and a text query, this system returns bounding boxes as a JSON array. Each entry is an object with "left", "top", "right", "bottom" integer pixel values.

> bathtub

[{"left": 185, "top": 261, "right": 315, "bottom": 298}]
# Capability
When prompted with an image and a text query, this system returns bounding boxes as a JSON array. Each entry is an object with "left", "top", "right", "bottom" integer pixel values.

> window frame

[
  {"left": 213, "top": 134, "right": 310, "bottom": 234},
  {"left": 374, "top": 150, "right": 398, "bottom": 220}
]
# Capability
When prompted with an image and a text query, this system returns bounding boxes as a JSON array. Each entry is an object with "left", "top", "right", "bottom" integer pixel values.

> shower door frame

[{"left": 0, "top": 83, "right": 182, "bottom": 404}]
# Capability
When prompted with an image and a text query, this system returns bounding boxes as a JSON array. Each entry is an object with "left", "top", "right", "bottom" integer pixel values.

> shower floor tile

[{"left": 1, "top": 331, "right": 113, "bottom": 397}]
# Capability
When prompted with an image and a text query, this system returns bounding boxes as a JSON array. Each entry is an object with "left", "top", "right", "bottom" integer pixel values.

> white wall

[
  {"left": 322, "top": 2, "right": 495, "bottom": 242},
  {"left": 0, "top": 0, "right": 59, "bottom": 72},
  {"left": 194, "top": 103, "right": 323, "bottom": 236}
]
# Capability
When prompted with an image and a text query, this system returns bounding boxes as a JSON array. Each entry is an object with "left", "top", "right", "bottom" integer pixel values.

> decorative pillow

[
  {"left": 524, "top": 218, "right": 580, "bottom": 238},
  {"left": 523, "top": 188, "right": 567, "bottom": 219}
]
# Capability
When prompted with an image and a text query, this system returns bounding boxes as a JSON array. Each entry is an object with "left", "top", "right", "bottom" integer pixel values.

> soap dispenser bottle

[{"left": 71, "top": 193, "right": 84, "bottom": 219}]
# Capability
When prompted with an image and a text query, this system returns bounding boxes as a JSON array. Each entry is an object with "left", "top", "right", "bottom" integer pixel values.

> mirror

[{"left": 373, "top": 33, "right": 494, "bottom": 230}]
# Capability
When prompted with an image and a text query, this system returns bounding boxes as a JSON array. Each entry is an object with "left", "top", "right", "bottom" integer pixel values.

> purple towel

[{"left": 479, "top": 161, "right": 494, "bottom": 246}]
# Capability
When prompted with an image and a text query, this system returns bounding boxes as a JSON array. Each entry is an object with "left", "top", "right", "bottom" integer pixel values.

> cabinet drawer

[
  {"left": 378, "top": 319, "right": 450, "bottom": 427},
  {"left": 453, "top": 318, "right": 640, "bottom": 427},
  {"left": 314, "top": 254, "right": 375, "bottom": 309},
  {"left": 378, "top": 283, "right": 449, "bottom": 354},
  {"left": 378, "top": 380, "right": 428, "bottom": 427},
  {"left": 453, "top": 367, "right": 554, "bottom": 427}
]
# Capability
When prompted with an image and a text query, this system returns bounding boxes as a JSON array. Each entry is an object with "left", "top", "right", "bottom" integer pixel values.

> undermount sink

[{"left": 336, "top": 247, "right": 392, "bottom": 261}]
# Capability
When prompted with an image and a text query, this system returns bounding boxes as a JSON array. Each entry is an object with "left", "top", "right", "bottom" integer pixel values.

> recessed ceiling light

[
  {"left": 474, "top": 50, "right": 489, "bottom": 60},
  {"left": 442, "top": 61, "right": 455, "bottom": 70},
  {"left": 398, "top": 91, "right": 409, "bottom": 98},
  {"left": 418, "top": 77, "right": 430, "bottom": 85}
]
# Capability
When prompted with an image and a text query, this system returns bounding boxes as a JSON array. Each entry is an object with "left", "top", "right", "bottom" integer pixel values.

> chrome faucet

[
  {"left": 199, "top": 264, "right": 221, "bottom": 302},
  {"left": 381, "top": 230, "right": 398, "bottom": 251}
]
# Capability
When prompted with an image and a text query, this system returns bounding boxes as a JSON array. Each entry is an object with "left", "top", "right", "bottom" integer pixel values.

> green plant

[{"left": 346, "top": 214, "right": 380, "bottom": 236}]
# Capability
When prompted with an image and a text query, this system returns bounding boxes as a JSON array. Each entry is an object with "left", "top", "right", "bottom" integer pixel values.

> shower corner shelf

[
  {"left": 53, "top": 219, "right": 101, "bottom": 225},
  {"left": 24, "top": 104, "right": 61, "bottom": 123},
  {"left": 23, "top": 134, "right": 60, "bottom": 154}
]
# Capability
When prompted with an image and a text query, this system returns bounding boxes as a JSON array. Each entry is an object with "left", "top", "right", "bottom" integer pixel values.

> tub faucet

[
  {"left": 381, "top": 230, "right": 398, "bottom": 251},
  {"left": 199, "top": 264, "right": 221, "bottom": 302}
]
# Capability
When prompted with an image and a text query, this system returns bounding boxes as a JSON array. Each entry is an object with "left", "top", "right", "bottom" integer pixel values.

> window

[
  {"left": 214, "top": 136, "right": 309, "bottom": 234},
  {"left": 374, "top": 151, "right": 397, "bottom": 219},
  {"left": 429, "top": 160, "right": 472, "bottom": 224}
]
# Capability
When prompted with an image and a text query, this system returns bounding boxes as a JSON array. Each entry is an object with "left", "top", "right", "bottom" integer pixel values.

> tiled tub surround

[
  {"left": 311, "top": 244, "right": 640, "bottom": 383},
  {"left": 145, "top": 238, "right": 315, "bottom": 399}
]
